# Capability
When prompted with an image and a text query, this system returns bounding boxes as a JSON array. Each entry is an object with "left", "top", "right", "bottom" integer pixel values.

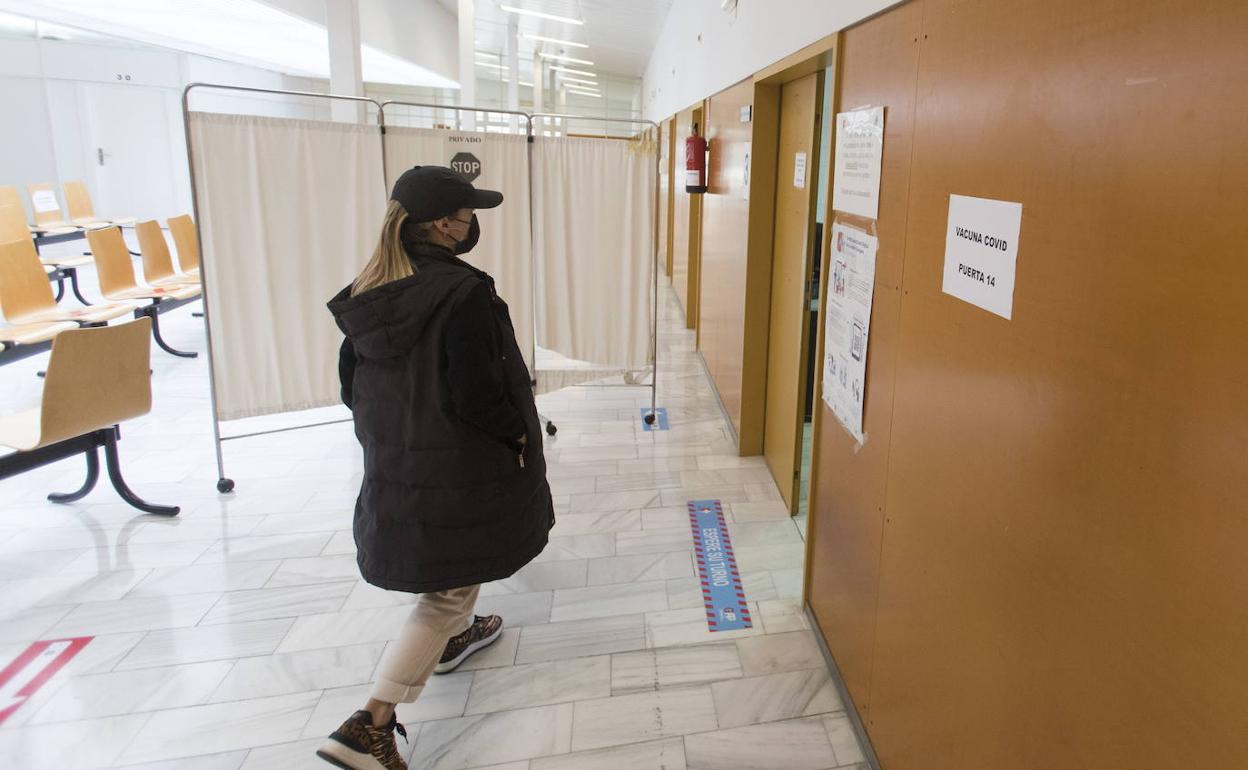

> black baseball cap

[{"left": 390, "top": 165, "right": 503, "bottom": 222}]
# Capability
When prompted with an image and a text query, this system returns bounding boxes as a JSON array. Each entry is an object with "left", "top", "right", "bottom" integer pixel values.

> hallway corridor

[{"left": 0, "top": 257, "right": 867, "bottom": 768}]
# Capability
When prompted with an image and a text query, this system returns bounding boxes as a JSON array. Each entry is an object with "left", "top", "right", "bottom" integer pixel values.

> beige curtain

[
  {"left": 188, "top": 112, "right": 386, "bottom": 420},
  {"left": 383, "top": 127, "right": 535, "bottom": 373},
  {"left": 532, "top": 133, "right": 657, "bottom": 374}
]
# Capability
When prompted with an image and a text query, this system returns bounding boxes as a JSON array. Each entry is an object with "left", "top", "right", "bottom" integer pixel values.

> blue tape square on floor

[
  {"left": 687, "top": 499, "right": 752, "bottom": 632},
  {"left": 641, "top": 407, "right": 669, "bottom": 431}
]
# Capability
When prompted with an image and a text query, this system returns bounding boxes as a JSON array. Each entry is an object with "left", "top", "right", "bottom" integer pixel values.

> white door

[{"left": 84, "top": 83, "right": 176, "bottom": 222}]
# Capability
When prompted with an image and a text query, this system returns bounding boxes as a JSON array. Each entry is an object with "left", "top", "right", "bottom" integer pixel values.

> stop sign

[{"left": 449, "top": 152, "right": 482, "bottom": 182}]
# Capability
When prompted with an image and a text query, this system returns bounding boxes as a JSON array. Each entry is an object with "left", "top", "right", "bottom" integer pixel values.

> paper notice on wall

[
  {"left": 822, "top": 224, "right": 878, "bottom": 444},
  {"left": 31, "top": 189, "right": 59, "bottom": 214},
  {"left": 793, "top": 152, "right": 807, "bottom": 188},
  {"left": 941, "top": 194, "right": 1023, "bottom": 319},
  {"left": 831, "top": 106, "right": 884, "bottom": 220}
]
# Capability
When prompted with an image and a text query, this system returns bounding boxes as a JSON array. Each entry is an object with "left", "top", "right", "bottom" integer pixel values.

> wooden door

[{"left": 763, "top": 72, "right": 822, "bottom": 511}]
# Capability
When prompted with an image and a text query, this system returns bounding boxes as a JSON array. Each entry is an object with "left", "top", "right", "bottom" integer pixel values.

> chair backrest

[
  {"left": 63, "top": 181, "right": 96, "bottom": 221},
  {"left": 86, "top": 226, "right": 139, "bottom": 297},
  {"left": 0, "top": 237, "right": 56, "bottom": 321},
  {"left": 27, "top": 183, "right": 66, "bottom": 226},
  {"left": 0, "top": 202, "right": 29, "bottom": 244},
  {"left": 135, "top": 220, "right": 179, "bottom": 283},
  {"left": 167, "top": 215, "right": 200, "bottom": 273},
  {"left": 38, "top": 318, "right": 152, "bottom": 447}
]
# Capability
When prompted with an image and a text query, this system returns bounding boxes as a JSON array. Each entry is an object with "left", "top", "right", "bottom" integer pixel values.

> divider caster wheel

[
  {"left": 545, "top": 421, "right": 558, "bottom": 437},
  {"left": 217, "top": 478, "right": 236, "bottom": 493}
]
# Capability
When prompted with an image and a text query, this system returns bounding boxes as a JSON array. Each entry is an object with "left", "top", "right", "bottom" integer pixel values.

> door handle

[{"left": 97, "top": 147, "right": 111, "bottom": 166}]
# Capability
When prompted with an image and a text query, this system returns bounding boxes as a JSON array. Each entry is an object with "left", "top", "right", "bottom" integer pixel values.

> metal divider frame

[
  {"left": 530, "top": 113, "right": 663, "bottom": 424},
  {"left": 181, "top": 86, "right": 663, "bottom": 493},
  {"left": 181, "top": 83, "right": 386, "bottom": 494}
]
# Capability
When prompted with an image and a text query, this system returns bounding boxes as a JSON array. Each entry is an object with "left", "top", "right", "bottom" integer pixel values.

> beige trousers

[{"left": 370, "top": 584, "right": 480, "bottom": 704}]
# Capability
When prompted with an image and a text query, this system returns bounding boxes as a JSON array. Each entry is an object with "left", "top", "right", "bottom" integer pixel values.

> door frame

[
  {"left": 745, "top": 43, "right": 840, "bottom": 503},
  {"left": 762, "top": 71, "right": 826, "bottom": 512}
]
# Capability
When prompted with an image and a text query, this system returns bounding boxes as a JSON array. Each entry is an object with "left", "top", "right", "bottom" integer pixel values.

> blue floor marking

[
  {"left": 641, "top": 407, "right": 669, "bottom": 431},
  {"left": 687, "top": 499, "right": 752, "bottom": 632}
]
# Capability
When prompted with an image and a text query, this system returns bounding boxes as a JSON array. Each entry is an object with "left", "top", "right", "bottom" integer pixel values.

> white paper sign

[
  {"left": 31, "top": 189, "right": 59, "bottom": 214},
  {"left": 793, "top": 152, "right": 807, "bottom": 188},
  {"left": 832, "top": 106, "right": 884, "bottom": 220},
  {"left": 941, "top": 195, "right": 1023, "bottom": 319},
  {"left": 822, "top": 224, "right": 878, "bottom": 444}
]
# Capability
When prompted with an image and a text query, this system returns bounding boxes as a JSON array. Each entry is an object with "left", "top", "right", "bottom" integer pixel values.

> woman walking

[{"left": 321, "top": 166, "right": 555, "bottom": 770}]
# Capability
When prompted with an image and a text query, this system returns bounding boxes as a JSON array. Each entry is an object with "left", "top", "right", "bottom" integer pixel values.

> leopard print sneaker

[
  {"left": 434, "top": 614, "right": 504, "bottom": 674},
  {"left": 316, "top": 709, "right": 408, "bottom": 770}
]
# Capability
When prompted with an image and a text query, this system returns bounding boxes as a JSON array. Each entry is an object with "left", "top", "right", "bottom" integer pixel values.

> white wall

[
  {"left": 263, "top": 0, "right": 458, "bottom": 83},
  {"left": 643, "top": 0, "right": 903, "bottom": 121},
  {"left": 0, "top": 36, "right": 325, "bottom": 223}
]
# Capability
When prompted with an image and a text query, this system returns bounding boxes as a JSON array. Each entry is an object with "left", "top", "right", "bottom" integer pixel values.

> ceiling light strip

[
  {"left": 501, "top": 5, "right": 584, "bottom": 25},
  {"left": 539, "top": 52, "right": 594, "bottom": 66},
  {"left": 550, "top": 65, "right": 597, "bottom": 78},
  {"left": 523, "top": 33, "right": 588, "bottom": 49}
]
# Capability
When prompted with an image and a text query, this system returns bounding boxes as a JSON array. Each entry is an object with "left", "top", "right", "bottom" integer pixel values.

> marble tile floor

[{"left": 0, "top": 238, "right": 868, "bottom": 769}]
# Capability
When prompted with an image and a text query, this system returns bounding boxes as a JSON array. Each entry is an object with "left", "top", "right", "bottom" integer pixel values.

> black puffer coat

[{"left": 328, "top": 245, "right": 553, "bottom": 594}]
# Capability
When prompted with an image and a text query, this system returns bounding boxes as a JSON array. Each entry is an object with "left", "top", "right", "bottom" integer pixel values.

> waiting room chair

[
  {"left": 135, "top": 221, "right": 200, "bottom": 289},
  {"left": 0, "top": 239, "right": 136, "bottom": 326},
  {"left": 27, "top": 183, "right": 107, "bottom": 232},
  {"left": 87, "top": 227, "right": 201, "bottom": 359},
  {"left": 2, "top": 190, "right": 96, "bottom": 306},
  {"left": 0, "top": 317, "right": 178, "bottom": 515},
  {"left": 166, "top": 215, "right": 201, "bottom": 278},
  {"left": 0, "top": 186, "right": 75, "bottom": 237},
  {"left": 64, "top": 181, "right": 137, "bottom": 228},
  {"left": 0, "top": 319, "right": 77, "bottom": 367}
]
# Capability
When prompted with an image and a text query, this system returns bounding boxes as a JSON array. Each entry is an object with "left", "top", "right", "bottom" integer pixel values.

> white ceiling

[
  {"left": 0, "top": 0, "right": 460, "bottom": 87},
  {"left": 444, "top": 0, "right": 672, "bottom": 80}
]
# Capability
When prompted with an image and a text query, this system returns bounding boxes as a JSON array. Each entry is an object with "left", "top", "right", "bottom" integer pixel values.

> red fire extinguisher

[{"left": 685, "top": 124, "right": 707, "bottom": 194}]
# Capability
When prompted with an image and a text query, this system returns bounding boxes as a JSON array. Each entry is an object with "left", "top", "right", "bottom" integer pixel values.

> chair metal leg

[
  {"left": 148, "top": 309, "right": 197, "bottom": 358},
  {"left": 47, "top": 446, "right": 100, "bottom": 503},
  {"left": 53, "top": 276, "right": 66, "bottom": 302},
  {"left": 102, "top": 431, "right": 179, "bottom": 515},
  {"left": 66, "top": 267, "right": 92, "bottom": 306}
]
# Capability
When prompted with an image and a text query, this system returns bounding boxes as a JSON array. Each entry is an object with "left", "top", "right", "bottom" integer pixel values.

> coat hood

[{"left": 328, "top": 247, "right": 480, "bottom": 359}]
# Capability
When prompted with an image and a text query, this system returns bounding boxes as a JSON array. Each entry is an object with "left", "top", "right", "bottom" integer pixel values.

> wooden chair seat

[
  {"left": 12, "top": 304, "right": 135, "bottom": 325},
  {"left": 0, "top": 320, "right": 77, "bottom": 346},
  {"left": 31, "top": 225, "right": 79, "bottom": 236},
  {"left": 0, "top": 409, "right": 40, "bottom": 452},
  {"left": 108, "top": 284, "right": 200, "bottom": 302},
  {"left": 40, "top": 255, "right": 93, "bottom": 269}
]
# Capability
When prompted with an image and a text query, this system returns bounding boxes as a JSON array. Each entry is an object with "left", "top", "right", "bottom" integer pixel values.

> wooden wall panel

[
  {"left": 869, "top": 1, "right": 1248, "bottom": 767},
  {"left": 698, "top": 78, "right": 756, "bottom": 439},
  {"left": 806, "top": 0, "right": 923, "bottom": 718},
  {"left": 671, "top": 107, "right": 694, "bottom": 318},
  {"left": 806, "top": 0, "right": 1248, "bottom": 768}
]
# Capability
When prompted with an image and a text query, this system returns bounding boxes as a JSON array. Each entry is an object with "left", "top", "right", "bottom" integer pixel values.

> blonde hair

[{"left": 352, "top": 201, "right": 441, "bottom": 297}]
